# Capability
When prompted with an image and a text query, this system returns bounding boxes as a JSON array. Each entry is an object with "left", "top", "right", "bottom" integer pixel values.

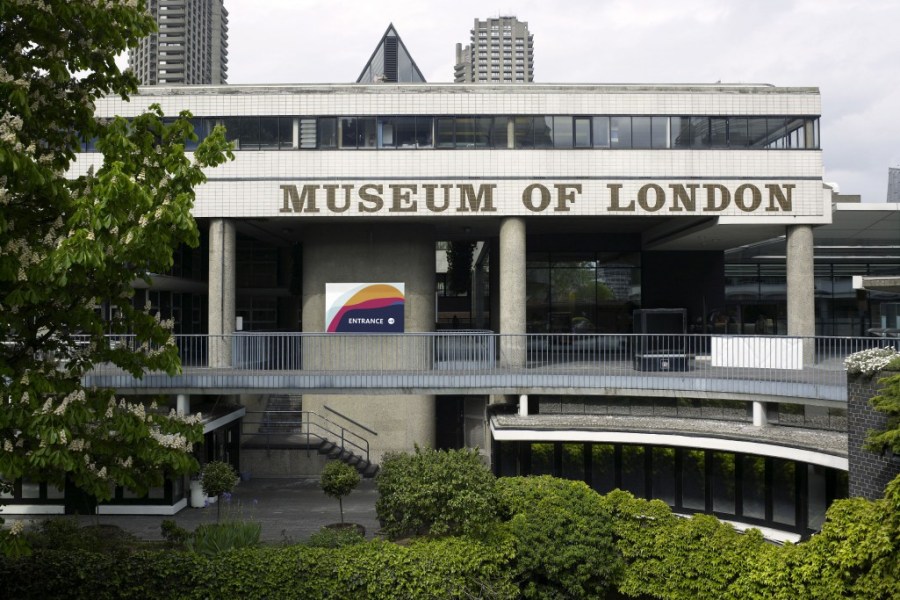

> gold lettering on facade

[
  {"left": 522, "top": 183, "right": 551, "bottom": 212},
  {"left": 357, "top": 184, "right": 384, "bottom": 213},
  {"left": 703, "top": 184, "right": 730, "bottom": 212},
  {"left": 279, "top": 184, "right": 320, "bottom": 213},
  {"left": 669, "top": 184, "right": 699, "bottom": 212},
  {"left": 734, "top": 184, "right": 762, "bottom": 212},
  {"left": 638, "top": 184, "right": 666, "bottom": 212},
  {"left": 765, "top": 184, "right": 794, "bottom": 212},
  {"left": 388, "top": 184, "right": 418, "bottom": 212},
  {"left": 607, "top": 184, "right": 634, "bottom": 211},
  {"left": 553, "top": 184, "right": 582, "bottom": 212},
  {"left": 457, "top": 184, "right": 497, "bottom": 212}
]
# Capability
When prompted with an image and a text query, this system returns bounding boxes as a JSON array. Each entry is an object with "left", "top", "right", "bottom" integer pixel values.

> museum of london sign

[{"left": 278, "top": 181, "right": 803, "bottom": 217}]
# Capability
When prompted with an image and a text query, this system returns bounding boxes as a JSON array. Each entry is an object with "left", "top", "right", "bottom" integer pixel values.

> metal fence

[{"left": 80, "top": 332, "right": 899, "bottom": 402}]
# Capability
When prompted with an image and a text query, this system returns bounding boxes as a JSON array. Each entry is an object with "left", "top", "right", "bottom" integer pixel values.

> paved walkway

[{"left": 7, "top": 478, "right": 381, "bottom": 544}]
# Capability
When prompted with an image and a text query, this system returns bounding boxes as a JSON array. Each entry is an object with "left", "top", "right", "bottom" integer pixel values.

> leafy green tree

[
  {"left": 200, "top": 461, "right": 240, "bottom": 523},
  {"left": 375, "top": 447, "right": 499, "bottom": 539},
  {"left": 320, "top": 460, "right": 361, "bottom": 525},
  {"left": 0, "top": 0, "right": 232, "bottom": 556},
  {"left": 866, "top": 370, "right": 900, "bottom": 456}
]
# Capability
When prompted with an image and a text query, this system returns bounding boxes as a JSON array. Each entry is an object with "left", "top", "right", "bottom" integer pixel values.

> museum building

[{"left": 6, "top": 78, "right": 900, "bottom": 538}]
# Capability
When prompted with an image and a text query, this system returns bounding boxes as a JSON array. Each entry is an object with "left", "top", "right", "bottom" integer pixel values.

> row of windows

[{"left": 82, "top": 114, "right": 820, "bottom": 152}]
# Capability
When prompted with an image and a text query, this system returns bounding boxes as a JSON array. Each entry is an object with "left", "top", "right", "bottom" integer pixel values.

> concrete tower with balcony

[{"left": 454, "top": 16, "right": 534, "bottom": 83}]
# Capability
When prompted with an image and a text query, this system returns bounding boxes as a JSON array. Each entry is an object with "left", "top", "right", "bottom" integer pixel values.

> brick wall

[{"left": 848, "top": 370, "right": 900, "bottom": 499}]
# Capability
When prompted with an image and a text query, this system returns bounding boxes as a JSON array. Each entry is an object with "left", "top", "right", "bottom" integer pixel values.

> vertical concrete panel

[{"left": 300, "top": 224, "right": 436, "bottom": 461}]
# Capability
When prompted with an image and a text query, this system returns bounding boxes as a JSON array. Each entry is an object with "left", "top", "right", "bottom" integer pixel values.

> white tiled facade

[{"left": 81, "top": 83, "right": 829, "bottom": 224}]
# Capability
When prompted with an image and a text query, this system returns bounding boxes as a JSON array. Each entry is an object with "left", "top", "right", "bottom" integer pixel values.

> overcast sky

[{"left": 221, "top": 0, "right": 899, "bottom": 203}]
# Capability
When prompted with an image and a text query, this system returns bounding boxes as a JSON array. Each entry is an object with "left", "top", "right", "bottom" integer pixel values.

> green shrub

[
  {"left": 306, "top": 526, "right": 365, "bottom": 549},
  {"left": 199, "top": 461, "right": 239, "bottom": 523},
  {"left": 24, "top": 518, "right": 137, "bottom": 555},
  {"left": 497, "top": 476, "right": 622, "bottom": 599},
  {"left": 160, "top": 519, "right": 190, "bottom": 547},
  {"left": 375, "top": 447, "right": 499, "bottom": 539},
  {"left": 320, "top": 460, "right": 360, "bottom": 524},
  {"left": 186, "top": 520, "right": 261, "bottom": 557}
]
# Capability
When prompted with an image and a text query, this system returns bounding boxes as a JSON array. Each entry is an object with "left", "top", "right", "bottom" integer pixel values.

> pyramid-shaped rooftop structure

[{"left": 357, "top": 24, "right": 426, "bottom": 83}]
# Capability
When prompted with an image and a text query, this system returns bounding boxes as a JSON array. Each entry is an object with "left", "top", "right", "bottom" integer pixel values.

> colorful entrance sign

[{"left": 325, "top": 283, "right": 405, "bottom": 333}]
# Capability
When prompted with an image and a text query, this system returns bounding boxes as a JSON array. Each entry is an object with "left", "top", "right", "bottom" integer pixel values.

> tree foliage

[
  {"left": 0, "top": 0, "right": 232, "bottom": 555},
  {"left": 320, "top": 460, "right": 360, "bottom": 525},
  {"left": 375, "top": 447, "right": 498, "bottom": 539},
  {"left": 866, "top": 371, "right": 900, "bottom": 456}
]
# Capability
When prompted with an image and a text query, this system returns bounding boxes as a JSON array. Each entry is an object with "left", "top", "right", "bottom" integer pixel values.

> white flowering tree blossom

[{"left": 0, "top": 0, "right": 232, "bottom": 555}]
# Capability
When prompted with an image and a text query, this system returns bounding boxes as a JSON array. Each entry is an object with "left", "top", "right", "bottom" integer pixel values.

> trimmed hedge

[{"left": 0, "top": 537, "right": 517, "bottom": 599}]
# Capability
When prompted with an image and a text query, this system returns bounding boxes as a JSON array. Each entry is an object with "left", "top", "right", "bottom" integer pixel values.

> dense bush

[
  {"left": 0, "top": 537, "right": 517, "bottom": 599},
  {"left": 186, "top": 520, "right": 261, "bottom": 557},
  {"left": 375, "top": 447, "right": 499, "bottom": 539},
  {"left": 305, "top": 526, "right": 366, "bottom": 549},
  {"left": 497, "top": 477, "right": 623, "bottom": 599}
]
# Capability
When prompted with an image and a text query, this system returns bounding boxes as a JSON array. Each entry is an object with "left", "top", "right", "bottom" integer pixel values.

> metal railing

[
  {"left": 242, "top": 410, "right": 371, "bottom": 462},
  {"left": 80, "top": 332, "right": 900, "bottom": 402}
]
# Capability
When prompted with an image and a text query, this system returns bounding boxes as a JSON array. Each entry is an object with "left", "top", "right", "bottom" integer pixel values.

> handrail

[
  {"left": 242, "top": 409, "right": 371, "bottom": 461},
  {"left": 324, "top": 405, "right": 378, "bottom": 436}
]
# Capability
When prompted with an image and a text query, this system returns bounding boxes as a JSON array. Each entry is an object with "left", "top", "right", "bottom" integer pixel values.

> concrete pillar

[
  {"left": 518, "top": 394, "right": 529, "bottom": 417},
  {"left": 499, "top": 217, "right": 526, "bottom": 367},
  {"left": 208, "top": 219, "right": 236, "bottom": 367},
  {"left": 786, "top": 224, "right": 815, "bottom": 364},
  {"left": 176, "top": 394, "right": 190, "bottom": 416},
  {"left": 506, "top": 118, "right": 515, "bottom": 149},
  {"left": 489, "top": 238, "right": 500, "bottom": 333},
  {"left": 752, "top": 401, "right": 766, "bottom": 427}
]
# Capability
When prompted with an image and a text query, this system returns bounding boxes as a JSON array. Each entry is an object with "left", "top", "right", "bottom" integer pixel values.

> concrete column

[
  {"left": 752, "top": 401, "right": 767, "bottom": 427},
  {"left": 786, "top": 224, "right": 815, "bottom": 364},
  {"left": 176, "top": 394, "right": 190, "bottom": 416},
  {"left": 518, "top": 394, "right": 529, "bottom": 417},
  {"left": 499, "top": 217, "right": 526, "bottom": 367},
  {"left": 209, "top": 219, "right": 236, "bottom": 367},
  {"left": 507, "top": 118, "right": 515, "bottom": 149},
  {"left": 489, "top": 238, "right": 500, "bottom": 333}
]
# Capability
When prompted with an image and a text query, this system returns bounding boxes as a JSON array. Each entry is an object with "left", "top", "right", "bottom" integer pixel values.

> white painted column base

[
  {"left": 518, "top": 394, "right": 529, "bottom": 417},
  {"left": 753, "top": 401, "right": 767, "bottom": 427}
]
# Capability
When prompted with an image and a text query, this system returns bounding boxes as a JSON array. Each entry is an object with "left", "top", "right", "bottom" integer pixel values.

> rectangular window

[
  {"left": 610, "top": 116, "right": 631, "bottom": 148},
  {"left": 474, "top": 117, "right": 493, "bottom": 147},
  {"left": 592, "top": 117, "right": 610, "bottom": 148},
  {"left": 574, "top": 117, "right": 591, "bottom": 148},
  {"left": 258, "top": 117, "right": 279, "bottom": 150},
  {"left": 455, "top": 116, "right": 476, "bottom": 148},
  {"left": 340, "top": 117, "right": 358, "bottom": 149},
  {"left": 690, "top": 117, "right": 710, "bottom": 148},
  {"left": 278, "top": 117, "right": 295, "bottom": 149},
  {"left": 671, "top": 116, "right": 691, "bottom": 148},
  {"left": 514, "top": 116, "right": 534, "bottom": 148},
  {"left": 393, "top": 117, "right": 416, "bottom": 148},
  {"left": 621, "top": 445, "right": 646, "bottom": 497},
  {"left": 651, "top": 116, "right": 669, "bottom": 148},
  {"left": 729, "top": 117, "right": 749, "bottom": 147},
  {"left": 436, "top": 117, "right": 455, "bottom": 148},
  {"left": 415, "top": 116, "right": 434, "bottom": 148},
  {"left": 651, "top": 447, "right": 676, "bottom": 505},
  {"left": 534, "top": 116, "right": 553, "bottom": 148},
  {"left": 710, "top": 118, "right": 728, "bottom": 148},
  {"left": 562, "top": 443, "right": 585, "bottom": 481},
  {"left": 553, "top": 116, "right": 574, "bottom": 148},
  {"left": 317, "top": 117, "right": 337, "bottom": 148},
  {"left": 531, "top": 443, "right": 555, "bottom": 476},
  {"left": 711, "top": 452, "right": 736, "bottom": 515},
  {"left": 492, "top": 116, "right": 510, "bottom": 148},
  {"left": 591, "top": 444, "right": 616, "bottom": 494},
  {"left": 748, "top": 117, "right": 769, "bottom": 147},
  {"left": 632, "top": 116, "right": 651, "bottom": 149},
  {"left": 357, "top": 117, "right": 377, "bottom": 148},
  {"left": 681, "top": 449, "right": 706, "bottom": 510}
]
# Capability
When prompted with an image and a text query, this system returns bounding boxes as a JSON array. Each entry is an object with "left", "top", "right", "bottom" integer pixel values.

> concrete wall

[
  {"left": 301, "top": 224, "right": 437, "bottom": 463},
  {"left": 848, "top": 371, "right": 900, "bottom": 499},
  {"left": 242, "top": 449, "right": 329, "bottom": 478}
]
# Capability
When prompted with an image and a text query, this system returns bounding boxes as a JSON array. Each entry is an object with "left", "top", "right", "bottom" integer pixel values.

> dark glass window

[
  {"left": 258, "top": 117, "right": 279, "bottom": 150},
  {"left": 748, "top": 117, "right": 769, "bottom": 147},
  {"left": 741, "top": 455, "right": 766, "bottom": 520},
  {"left": 591, "top": 444, "right": 616, "bottom": 494},
  {"left": 621, "top": 445, "right": 645, "bottom": 497},
  {"left": 710, "top": 118, "right": 728, "bottom": 148},
  {"left": 690, "top": 117, "right": 709, "bottom": 148},
  {"left": 436, "top": 117, "right": 455, "bottom": 148},
  {"left": 415, "top": 117, "right": 433, "bottom": 147},
  {"left": 474, "top": 117, "right": 493, "bottom": 148},
  {"left": 534, "top": 116, "right": 553, "bottom": 148},
  {"left": 317, "top": 117, "right": 337, "bottom": 148},
  {"left": 553, "top": 116, "right": 574, "bottom": 148},
  {"left": 651, "top": 116, "right": 668, "bottom": 148},
  {"left": 681, "top": 450, "right": 706, "bottom": 510},
  {"left": 514, "top": 116, "right": 534, "bottom": 148},
  {"left": 455, "top": 117, "right": 475, "bottom": 147},
  {"left": 671, "top": 116, "right": 691, "bottom": 148},
  {"left": 492, "top": 116, "right": 510, "bottom": 148},
  {"left": 651, "top": 447, "right": 676, "bottom": 505},
  {"left": 711, "top": 452, "right": 736, "bottom": 514},
  {"left": 562, "top": 443, "right": 585, "bottom": 481},
  {"left": 729, "top": 117, "right": 749, "bottom": 147},
  {"left": 393, "top": 117, "right": 417, "bottom": 148},
  {"left": 340, "top": 117, "right": 357, "bottom": 148},
  {"left": 772, "top": 458, "right": 796, "bottom": 526},
  {"left": 632, "top": 117, "right": 652, "bottom": 149},
  {"left": 610, "top": 116, "right": 631, "bottom": 148},
  {"left": 531, "top": 442, "right": 554, "bottom": 475},
  {"left": 574, "top": 117, "right": 591, "bottom": 148},
  {"left": 278, "top": 117, "right": 294, "bottom": 149},
  {"left": 592, "top": 117, "right": 610, "bottom": 148},
  {"left": 358, "top": 118, "right": 376, "bottom": 148}
]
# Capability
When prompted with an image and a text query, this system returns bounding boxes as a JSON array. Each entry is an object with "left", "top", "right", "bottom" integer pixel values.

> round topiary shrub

[{"left": 321, "top": 460, "right": 361, "bottom": 525}]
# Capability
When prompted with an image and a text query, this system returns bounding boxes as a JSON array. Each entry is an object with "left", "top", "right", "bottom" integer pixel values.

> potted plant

[
  {"left": 320, "top": 460, "right": 361, "bottom": 530},
  {"left": 200, "top": 461, "right": 239, "bottom": 523}
]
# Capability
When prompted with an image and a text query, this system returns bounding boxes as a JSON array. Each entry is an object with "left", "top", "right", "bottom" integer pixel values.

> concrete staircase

[{"left": 244, "top": 395, "right": 379, "bottom": 478}]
